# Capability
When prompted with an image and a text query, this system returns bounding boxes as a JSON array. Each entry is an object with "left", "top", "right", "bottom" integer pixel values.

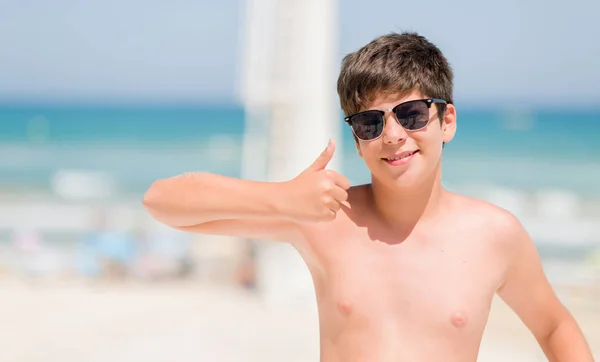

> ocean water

[
  {"left": 0, "top": 103, "right": 599, "bottom": 197},
  {"left": 1, "top": 104, "right": 600, "bottom": 262}
]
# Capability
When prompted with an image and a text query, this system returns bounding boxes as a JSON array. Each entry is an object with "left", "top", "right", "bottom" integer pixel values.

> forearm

[
  {"left": 143, "top": 172, "right": 285, "bottom": 227},
  {"left": 540, "top": 317, "right": 594, "bottom": 362}
]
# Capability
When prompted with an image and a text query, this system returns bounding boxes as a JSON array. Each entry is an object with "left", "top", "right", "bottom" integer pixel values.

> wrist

[{"left": 266, "top": 181, "right": 294, "bottom": 220}]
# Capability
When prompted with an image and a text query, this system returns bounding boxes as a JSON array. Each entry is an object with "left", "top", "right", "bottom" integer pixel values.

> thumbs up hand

[{"left": 277, "top": 140, "right": 351, "bottom": 222}]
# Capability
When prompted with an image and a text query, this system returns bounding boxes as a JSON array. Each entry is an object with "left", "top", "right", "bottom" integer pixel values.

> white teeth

[{"left": 386, "top": 151, "right": 414, "bottom": 161}]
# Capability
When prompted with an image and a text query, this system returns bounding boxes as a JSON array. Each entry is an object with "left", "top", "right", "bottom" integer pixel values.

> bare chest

[{"left": 308, "top": 231, "right": 506, "bottom": 336}]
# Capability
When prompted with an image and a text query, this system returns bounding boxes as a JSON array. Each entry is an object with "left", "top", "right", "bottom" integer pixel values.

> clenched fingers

[
  {"left": 330, "top": 186, "right": 348, "bottom": 204},
  {"left": 325, "top": 170, "right": 351, "bottom": 190},
  {"left": 326, "top": 198, "right": 342, "bottom": 213}
]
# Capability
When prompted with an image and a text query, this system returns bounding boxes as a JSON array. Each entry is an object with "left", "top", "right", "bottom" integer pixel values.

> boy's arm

[
  {"left": 143, "top": 172, "right": 301, "bottom": 243},
  {"left": 496, "top": 213, "right": 594, "bottom": 361},
  {"left": 142, "top": 140, "right": 349, "bottom": 243},
  {"left": 144, "top": 171, "right": 288, "bottom": 227},
  {"left": 178, "top": 220, "right": 303, "bottom": 244}
]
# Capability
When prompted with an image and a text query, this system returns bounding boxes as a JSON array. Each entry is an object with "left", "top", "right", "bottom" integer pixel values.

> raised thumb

[{"left": 306, "top": 139, "right": 335, "bottom": 171}]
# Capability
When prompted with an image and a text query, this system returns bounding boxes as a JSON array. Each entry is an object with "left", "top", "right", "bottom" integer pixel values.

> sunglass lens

[
  {"left": 349, "top": 112, "right": 384, "bottom": 140},
  {"left": 395, "top": 101, "right": 430, "bottom": 130}
]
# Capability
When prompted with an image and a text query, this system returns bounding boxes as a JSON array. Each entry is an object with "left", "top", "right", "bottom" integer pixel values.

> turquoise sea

[{"left": 0, "top": 103, "right": 599, "bottom": 197}]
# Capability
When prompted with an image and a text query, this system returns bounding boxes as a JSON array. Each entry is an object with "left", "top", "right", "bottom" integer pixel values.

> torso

[{"left": 294, "top": 185, "right": 511, "bottom": 362}]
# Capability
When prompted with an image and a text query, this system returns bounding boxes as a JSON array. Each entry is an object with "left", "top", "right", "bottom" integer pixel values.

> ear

[{"left": 442, "top": 104, "right": 457, "bottom": 143}]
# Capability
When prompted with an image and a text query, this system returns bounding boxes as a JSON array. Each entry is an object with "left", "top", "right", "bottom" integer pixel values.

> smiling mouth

[{"left": 383, "top": 150, "right": 419, "bottom": 161}]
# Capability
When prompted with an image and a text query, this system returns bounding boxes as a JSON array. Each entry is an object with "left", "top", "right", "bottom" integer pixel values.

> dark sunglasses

[{"left": 344, "top": 98, "right": 448, "bottom": 141}]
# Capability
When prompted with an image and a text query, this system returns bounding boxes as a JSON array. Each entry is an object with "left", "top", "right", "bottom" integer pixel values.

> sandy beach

[{"left": 1, "top": 277, "right": 598, "bottom": 362}]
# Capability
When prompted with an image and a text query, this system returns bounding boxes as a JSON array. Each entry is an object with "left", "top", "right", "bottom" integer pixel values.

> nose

[{"left": 381, "top": 112, "right": 407, "bottom": 144}]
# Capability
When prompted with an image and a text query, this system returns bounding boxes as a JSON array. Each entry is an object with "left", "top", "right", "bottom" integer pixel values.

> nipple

[
  {"left": 337, "top": 300, "right": 353, "bottom": 317},
  {"left": 450, "top": 311, "right": 467, "bottom": 328}
]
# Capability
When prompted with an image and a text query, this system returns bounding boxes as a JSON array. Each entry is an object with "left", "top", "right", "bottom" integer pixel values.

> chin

[
  {"left": 389, "top": 173, "right": 423, "bottom": 189},
  {"left": 372, "top": 159, "right": 439, "bottom": 189},
  {"left": 371, "top": 166, "right": 421, "bottom": 189}
]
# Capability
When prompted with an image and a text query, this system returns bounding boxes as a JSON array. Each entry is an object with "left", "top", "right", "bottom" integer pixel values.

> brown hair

[{"left": 337, "top": 32, "right": 453, "bottom": 122}]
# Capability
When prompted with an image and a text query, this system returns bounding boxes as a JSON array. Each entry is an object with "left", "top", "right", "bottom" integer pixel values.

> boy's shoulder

[{"left": 448, "top": 192, "right": 528, "bottom": 243}]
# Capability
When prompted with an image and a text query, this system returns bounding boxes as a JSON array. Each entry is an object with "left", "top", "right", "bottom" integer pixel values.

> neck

[{"left": 369, "top": 165, "right": 445, "bottom": 232}]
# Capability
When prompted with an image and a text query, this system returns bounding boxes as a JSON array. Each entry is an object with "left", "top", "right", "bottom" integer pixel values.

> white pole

[
  {"left": 238, "top": 0, "right": 277, "bottom": 182},
  {"left": 263, "top": 0, "right": 341, "bottom": 308},
  {"left": 240, "top": 0, "right": 341, "bottom": 308}
]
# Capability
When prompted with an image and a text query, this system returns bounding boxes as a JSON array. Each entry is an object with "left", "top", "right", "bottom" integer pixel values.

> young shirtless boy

[{"left": 143, "top": 32, "right": 594, "bottom": 361}]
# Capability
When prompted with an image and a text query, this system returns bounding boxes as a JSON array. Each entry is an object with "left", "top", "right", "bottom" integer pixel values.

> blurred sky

[{"left": 0, "top": 0, "right": 599, "bottom": 107}]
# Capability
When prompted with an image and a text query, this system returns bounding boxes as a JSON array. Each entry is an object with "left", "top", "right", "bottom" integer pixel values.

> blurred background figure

[
  {"left": 76, "top": 209, "right": 137, "bottom": 280},
  {"left": 0, "top": 1, "right": 598, "bottom": 361},
  {"left": 11, "top": 226, "right": 46, "bottom": 278}
]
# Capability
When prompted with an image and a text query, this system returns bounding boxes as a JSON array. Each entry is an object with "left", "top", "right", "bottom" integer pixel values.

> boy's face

[{"left": 353, "top": 90, "right": 456, "bottom": 188}]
